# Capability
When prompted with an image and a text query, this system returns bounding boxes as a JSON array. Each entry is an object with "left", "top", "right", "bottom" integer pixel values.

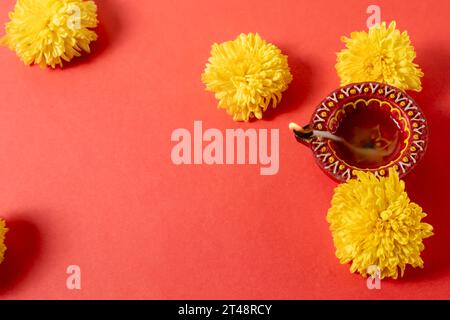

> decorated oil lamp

[
  {"left": 285, "top": 21, "right": 434, "bottom": 281},
  {"left": 289, "top": 82, "right": 428, "bottom": 182}
]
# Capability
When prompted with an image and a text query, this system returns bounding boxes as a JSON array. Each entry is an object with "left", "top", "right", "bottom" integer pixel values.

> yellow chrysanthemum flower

[
  {"left": 1, "top": 0, "right": 98, "bottom": 68},
  {"left": 336, "top": 21, "right": 424, "bottom": 91},
  {"left": 202, "top": 33, "right": 293, "bottom": 121},
  {"left": 0, "top": 219, "right": 7, "bottom": 265},
  {"left": 327, "top": 169, "right": 433, "bottom": 279}
]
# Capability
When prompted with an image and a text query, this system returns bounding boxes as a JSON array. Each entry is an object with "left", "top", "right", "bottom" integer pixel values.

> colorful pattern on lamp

[{"left": 308, "top": 82, "right": 427, "bottom": 182}]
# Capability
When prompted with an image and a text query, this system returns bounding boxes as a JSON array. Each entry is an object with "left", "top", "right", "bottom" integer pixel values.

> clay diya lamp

[{"left": 290, "top": 82, "right": 428, "bottom": 182}]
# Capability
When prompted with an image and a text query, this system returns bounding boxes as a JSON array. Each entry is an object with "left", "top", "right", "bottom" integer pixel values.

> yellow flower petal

[
  {"left": 327, "top": 168, "right": 433, "bottom": 279},
  {"left": 336, "top": 21, "right": 424, "bottom": 91},
  {"left": 0, "top": 219, "right": 7, "bottom": 265},
  {"left": 1, "top": 0, "right": 98, "bottom": 68},
  {"left": 202, "top": 33, "right": 293, "bottom": 121}
]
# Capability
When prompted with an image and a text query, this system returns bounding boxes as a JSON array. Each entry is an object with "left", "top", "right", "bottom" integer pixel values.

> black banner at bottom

[{"left": 0, "top": 300, "right": 446, "bottom": 318}]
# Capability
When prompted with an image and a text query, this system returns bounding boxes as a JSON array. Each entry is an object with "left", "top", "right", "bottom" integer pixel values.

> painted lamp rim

[{"left": 306, "top": 81, "right": 428, "bottom": 182}]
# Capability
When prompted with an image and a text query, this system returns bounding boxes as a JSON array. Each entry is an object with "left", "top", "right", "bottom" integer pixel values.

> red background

[{"left": 0, "top": 0, "right": 449, "bottom": 299}]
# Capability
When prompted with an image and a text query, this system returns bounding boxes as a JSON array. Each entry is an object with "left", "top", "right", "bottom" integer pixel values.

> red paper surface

[{"left": 0, "top": 0, "right": 449, "bottom": 299}]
